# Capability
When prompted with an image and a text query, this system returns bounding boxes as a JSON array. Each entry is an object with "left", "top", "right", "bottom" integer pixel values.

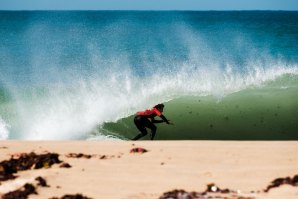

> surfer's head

[{"left": 154, "top": 104, "right": 164, "bottom": 112}]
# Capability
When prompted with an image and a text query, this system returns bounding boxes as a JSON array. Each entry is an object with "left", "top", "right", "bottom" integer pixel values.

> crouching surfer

[{"left": 131, "top": 104, "right": 173, "bottom": 140}]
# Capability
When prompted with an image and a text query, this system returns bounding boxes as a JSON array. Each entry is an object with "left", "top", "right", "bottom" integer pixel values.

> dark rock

[
  {"left": 35, "top": 176, "right": 49, "bottom": 187},
  {"left": 60, "top": 163, "right": 72, "bottom": 168},
  {"left": 0, "top": 152, "right": 61, "bottom": 181},
  {"left": 2, "top": 183, "right": 37, "bottom": 199},
  {"left": 50, "top": 194, "right": 93, "bottom": 199},
  {"left": 292, "top": 175, "right": 298, "bottom": 184},
  {"left": 159, "top": 184, "right": 247, "bottom": 199},
  {"left": 130, "top": 147, "right": 148, "bottom": 154},
  {"left": 66, "top": 153, "right": 92, "bottom": 159},
  {"left": 265, "top": 175, "right": 298, "bottom": 192},
  {"left": 159, "top": 189, "right": 210, "bottom": 199},
  {"left": 61, "top": 194, "right": 92, "bottom": 199}
]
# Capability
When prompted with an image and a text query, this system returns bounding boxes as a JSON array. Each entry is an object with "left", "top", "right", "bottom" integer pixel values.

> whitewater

[{"left": 0, "top": 11, "right": 297, "bottom": 140}]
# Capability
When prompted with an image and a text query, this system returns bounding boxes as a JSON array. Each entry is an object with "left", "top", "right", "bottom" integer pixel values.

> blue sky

[{"left": 1, "top": 0, "right": 298, "bottom": 10}]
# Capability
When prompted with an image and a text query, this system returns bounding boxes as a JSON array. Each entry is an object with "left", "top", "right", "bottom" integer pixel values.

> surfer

[{"left": 132, "top": 104, "right": 173, "bottom": 140}]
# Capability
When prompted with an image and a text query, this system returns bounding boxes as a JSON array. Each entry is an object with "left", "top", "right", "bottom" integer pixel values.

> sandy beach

[{"left": 0, "top": 141, "right": 297, "bottom": 199}]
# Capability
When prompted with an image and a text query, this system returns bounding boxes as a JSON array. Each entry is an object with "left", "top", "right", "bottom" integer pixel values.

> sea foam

[{"left": 0, "top": 117, "right": 9, "bottom": 140}]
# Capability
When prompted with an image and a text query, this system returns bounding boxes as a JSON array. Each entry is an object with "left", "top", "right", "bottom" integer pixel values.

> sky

[{"left": 0, "top": 0, "right": 298, "bottom": 10}]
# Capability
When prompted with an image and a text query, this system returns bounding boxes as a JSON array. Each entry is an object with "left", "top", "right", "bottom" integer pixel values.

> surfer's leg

[
  {"left": 149, "top": 125, "right": 157, "bottom": 140},
  {"left": 132, "top": 116, "right": 148, "bottom": 140},
  {"left": 143, "top": 120, "right": 157, "bottom": 140}
]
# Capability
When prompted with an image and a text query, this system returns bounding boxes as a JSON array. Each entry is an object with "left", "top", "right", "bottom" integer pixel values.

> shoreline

[{"left": 0, "top": 141, "right": 297, "bottom": 198}]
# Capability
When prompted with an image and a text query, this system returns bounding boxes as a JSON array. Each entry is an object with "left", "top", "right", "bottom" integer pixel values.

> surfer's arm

[
  {"left": 152, "top": 119, "right": 164, "bottom": 123},
  {"left": 159, "top": 115, "right": 170, "bottom": 124}
]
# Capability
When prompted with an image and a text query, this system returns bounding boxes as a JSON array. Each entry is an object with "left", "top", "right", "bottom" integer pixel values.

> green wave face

[{"left": 101, "top": 77, "right": 298, "bottom": 140}]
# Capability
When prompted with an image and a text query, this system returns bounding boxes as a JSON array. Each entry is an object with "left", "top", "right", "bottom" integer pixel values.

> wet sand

[{"left": 0, "top": 141, "right": 297, "bottom": 199}]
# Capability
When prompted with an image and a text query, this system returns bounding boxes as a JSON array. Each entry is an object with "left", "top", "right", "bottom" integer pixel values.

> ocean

[{"left": 0, "top": 11, "right": 297, "bottom": 140}]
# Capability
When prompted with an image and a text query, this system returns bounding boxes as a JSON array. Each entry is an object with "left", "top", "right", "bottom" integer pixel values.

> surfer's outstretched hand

[{"left": 168, "top": 120, "right": 174, "bottom": 125}]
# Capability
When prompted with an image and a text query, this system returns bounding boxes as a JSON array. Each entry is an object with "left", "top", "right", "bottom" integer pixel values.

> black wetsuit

[{"left": 132, "top": 114, "right": 169, "bottom": 140}]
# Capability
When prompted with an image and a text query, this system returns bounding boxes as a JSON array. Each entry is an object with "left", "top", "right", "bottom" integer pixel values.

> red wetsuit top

[{"left": 136, "top": 108, "right": 162, "bottom": 118}]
